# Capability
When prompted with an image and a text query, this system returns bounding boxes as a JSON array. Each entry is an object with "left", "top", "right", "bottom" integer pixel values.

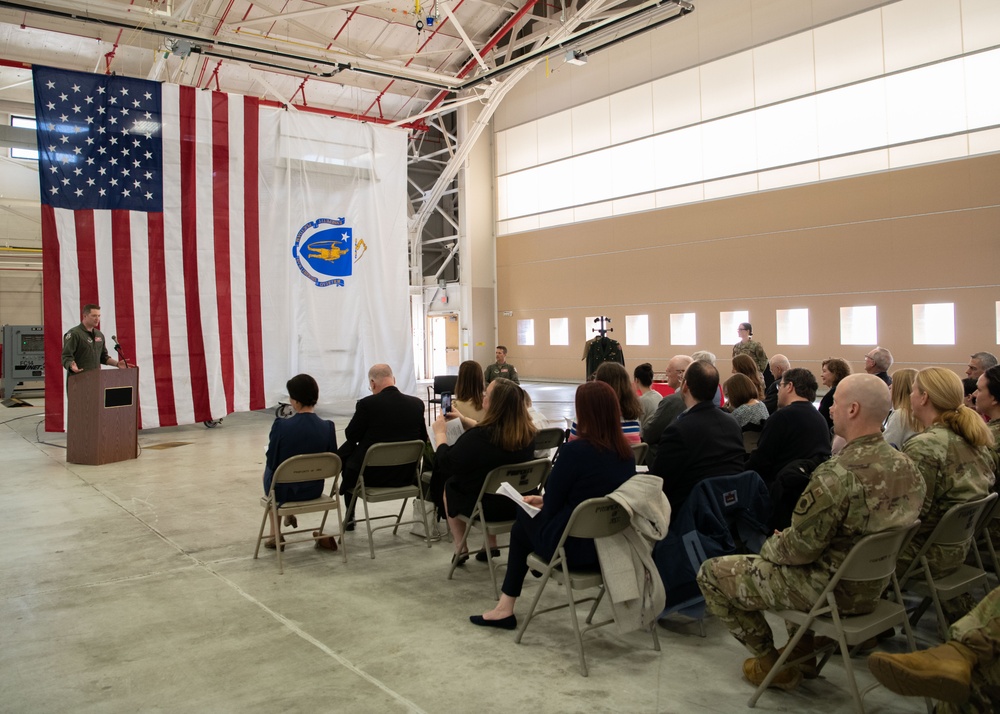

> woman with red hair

[{"left": 469, "top": 380, "right": 636, "bottom": 630}]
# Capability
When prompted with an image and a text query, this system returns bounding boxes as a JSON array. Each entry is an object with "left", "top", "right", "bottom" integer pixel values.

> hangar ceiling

[{"left": 0, "top": 0, "right": 693, "bottom": 285}]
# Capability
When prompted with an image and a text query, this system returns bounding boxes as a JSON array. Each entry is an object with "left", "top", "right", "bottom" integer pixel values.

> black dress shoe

[
  {"left": 452, "top": 551, "right": 470, "bottom": 567},
  {"left": 475, "top": 548, "right": 501, "bottom": 563},
  {"left": 469, "top": 614, "right": 517, "bottom": 630}
]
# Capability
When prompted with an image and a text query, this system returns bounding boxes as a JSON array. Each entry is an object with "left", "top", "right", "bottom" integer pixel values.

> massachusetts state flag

[{"left": 35, "top": 65, "right": 265, "bottom": 431}]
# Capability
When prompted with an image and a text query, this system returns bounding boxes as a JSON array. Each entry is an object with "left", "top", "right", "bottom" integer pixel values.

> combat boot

[
  {"left": 743, "top": 652, "right": 803, "bottom": 690},
  {"left": 867, "top": 641, "right": 976, "bottom": 704}
]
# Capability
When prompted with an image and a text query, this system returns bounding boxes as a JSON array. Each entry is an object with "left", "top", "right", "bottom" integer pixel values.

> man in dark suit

[
  {"left": 746, "top": 367, "right": 831, "bottom": 486},
  {"left": 338, "top": 364, "right": 428, "bottom": 515},
  {"left": 650, "top": 360, "right": 746, "bottom": 511},
  {"left": 763, "top": 354, "right": 790, "bottom": 415}
]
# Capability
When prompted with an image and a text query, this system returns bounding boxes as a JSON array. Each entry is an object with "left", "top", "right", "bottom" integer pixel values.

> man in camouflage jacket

[{"left": 697, "top": 373, "right": 925, "bottom": 690}]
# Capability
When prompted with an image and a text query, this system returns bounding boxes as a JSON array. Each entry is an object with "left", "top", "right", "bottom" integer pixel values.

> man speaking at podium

[{"left": 62, "top": 304, "right": 128, "bottom": 376}]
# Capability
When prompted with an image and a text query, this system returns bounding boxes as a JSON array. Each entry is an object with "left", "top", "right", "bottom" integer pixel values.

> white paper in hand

[{"left": 496, "top": 481, "right": 541, "bottom": 518}]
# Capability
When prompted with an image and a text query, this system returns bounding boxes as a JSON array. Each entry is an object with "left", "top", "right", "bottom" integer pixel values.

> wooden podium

[{"left": 67, "top": 367, "right": 139, "bottom": 465}]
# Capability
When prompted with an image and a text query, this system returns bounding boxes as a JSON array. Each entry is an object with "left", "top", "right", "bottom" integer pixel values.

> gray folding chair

[
  {"left": 253, "top": 452, "right": 345, "bottom": 574},
  {"left": 514, "top": 497, "right": 660, "bottom": 677},
  {"left": 898, "top": 493, "right": 996, "bottom": 639},
  {"left": 748, "top": 522, "right": 923, "bottom": 714},
  {"left": 344, "top": 440, "right": 430, "bottom": 559},
  {"left": 631, "top": 441, "right": 649, "bottom": 467},
  {"left": 533, "top": 427, "right": 566, "bottom": 461},
  {"left": 448, "top": 458, "right": 551, "bottom": 597},
  {"left": 973, "top": 491, "right": 1000, "bottom": 577}
]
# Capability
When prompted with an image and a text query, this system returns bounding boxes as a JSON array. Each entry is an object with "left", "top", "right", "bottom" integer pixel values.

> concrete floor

[{"left": 1, "top": 382, "right": 932, "bottom": 713}]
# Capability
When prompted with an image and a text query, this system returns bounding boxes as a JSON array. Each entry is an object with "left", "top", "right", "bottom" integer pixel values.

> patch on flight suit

[
  {"left": 794, "top": 491, "right": 816, "bottom": 515},
  {"left": 64, "top": 332, "right": 72, "bottom": 341}
]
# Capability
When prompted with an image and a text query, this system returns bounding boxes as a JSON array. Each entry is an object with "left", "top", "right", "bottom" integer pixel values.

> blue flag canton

[{"left": 33, "top": 66, "right": 163, "bottom": 212}]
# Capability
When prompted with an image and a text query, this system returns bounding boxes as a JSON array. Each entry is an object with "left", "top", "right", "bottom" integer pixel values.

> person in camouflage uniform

[
  {"left": 697, "top": 374, "right": 925, "bottom": 690},
  {"left": 484, "top": 345, "right": 519, "bottom": 385},
  {"left": 973, "top": 366, "right": 1000, "bottom": 472},
  {"left": 898, "top": 367, "right": 995, "bottom": 582},
  {"left": 732, "top": 322, "right": 769, "bottom": 375},
  {"left": 973, "top": 366, "right": 1000, "bottom": 561},
  {"left": 868, "top": 584, "right": 1000, "bottom": 712}
]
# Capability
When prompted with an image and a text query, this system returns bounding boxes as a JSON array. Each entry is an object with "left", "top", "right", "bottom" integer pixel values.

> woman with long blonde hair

[
  {"left": 899, "top": 367, "right": 995, "bottom": 578},
  {"left": 883, "top": 368, "right": 920, "bottom": 449}
]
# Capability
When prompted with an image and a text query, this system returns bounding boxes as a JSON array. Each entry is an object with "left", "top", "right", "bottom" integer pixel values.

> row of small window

[{"left": 515, "top": 303, "right": 994, "bottom": 347}]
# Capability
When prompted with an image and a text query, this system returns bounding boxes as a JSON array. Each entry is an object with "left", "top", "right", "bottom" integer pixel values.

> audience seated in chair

[
  {"left": 724, "top": 373, "right": 768, "bottom": 431},
  {"left": 469, "top": 381, "right": 637, "bottom": 630},
  {"left": 696, "top": 374, "right": 924, "bottom": 691},
  {"left": 883, "top": 368, "right": 921, "bottom": 450},
  {"left": 262, "top": 373, "right": 339, "bottom": 551},
  {"left": 431, "top": 378, "right": 537, "bottom": 565},
  {"left": 634, "top": 362, "right": 663, "bottom": 429},
  {"left": 745, "top": 367, "right": 831, "bottom": 486},
  {"left": 763, "top": 354, "right": 789, "bottom": 415},
  {"left": 337, "top": 363, "right": 428, "bottom": 524},
  {"left": 649, "top": 360, "right": 745, "bottom": 513},
  {"left": 452, "top": 360, "right": 487, "bottom": 422},
  {"left": 897, "top": 367, "right": 995, "bottom": 619},
  {"left": 568, "top": 362, "right": 643, "bottom": 444},
  {"left": 642, "top": 354, "right": 692, "bottom": 465}
]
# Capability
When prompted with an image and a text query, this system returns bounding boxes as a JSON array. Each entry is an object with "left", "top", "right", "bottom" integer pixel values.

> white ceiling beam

[
  {"left": 440, "top": 2, "right": 489, "bottom": 73},
  {"left": 226, "top": 0, "right": 387, "bottom": 28}
]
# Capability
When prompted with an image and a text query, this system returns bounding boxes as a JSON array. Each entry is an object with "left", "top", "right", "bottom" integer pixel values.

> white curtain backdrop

[{"left": 259, "top": 110, "right": 415, "bottom": 406}]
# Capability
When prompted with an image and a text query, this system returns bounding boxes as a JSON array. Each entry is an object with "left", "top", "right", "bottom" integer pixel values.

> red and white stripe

[{"left": 43, "top": 85, "right": 265, "bottom": 431}]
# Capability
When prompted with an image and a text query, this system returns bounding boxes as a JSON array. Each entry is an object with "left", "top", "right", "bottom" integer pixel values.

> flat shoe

[
  {"left": 283, "top": 515, "right": 298, "bottom": 528},
  {"left": 475, "top": 548, "right": 501, "bottom": 563},
  {"left": 314, "top": 531, "right": 338, "bottom": 551},
  {"left": 452, "top": 551, "right": 470, "bottom": 567},
  {"left": 264, "top": 536, "right": 285, "bottom": 552},
  {"left": 469, "top": 614, "right": 517, "bottom": 630}
]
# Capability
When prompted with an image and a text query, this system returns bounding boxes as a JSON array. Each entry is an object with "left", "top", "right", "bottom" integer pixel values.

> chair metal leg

[
  {"left": 362, "top": 495, "right": 376, "bottom": 559},
  {"left": 254, "top": 505, "right": 270, "bottom": 559},
  {"left": 447, "top": 520, "right": 474, "bottom": 581},
  {"left": 562, "top": 568, "right": 589, "bottom": 676},
  {"left": 391, "top": 498, "right": 408, "bottom": 536},
  {"left": 514, "top": 564, "right": 556, "bottom": 644},
  {"left": 275, "top": 507, "right": 285, "bottom": 575},
  {"left": 826, "top": 598, "right": 866, "bottom": 714}
]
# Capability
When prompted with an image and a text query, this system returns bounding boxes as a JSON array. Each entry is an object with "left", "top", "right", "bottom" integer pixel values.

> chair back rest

[
  {"left": 837, "top": 522, "right": 920, "bottom": 583},
  {"left": 565, "top": 498, "right": 630, "bottom": 540},
  {"left": 273, "top": 452, "right": 341, "bottom": 484},
  {"left": 974, "top": 492, "right": 1000, "bottom": 533},
  {"left": 360, "top": 440, "right": 425, "bottom": 470},
  {"left": 924, "top": 494, "right": 994, "bottom": 548},
  {"left": 533, "top": 427, "right": 566, "bottom": 451},
  {"left": 432, "top": 375, "right": 458, "bottom": 396},
  {"left": 631, "top": 442, "right": 649, "bottom": 466},
  {"left": 481, "top": 458, "right": 551, "bottom": 500}
]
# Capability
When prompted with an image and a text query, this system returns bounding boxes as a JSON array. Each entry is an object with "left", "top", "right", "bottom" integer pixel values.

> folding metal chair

[
  {"left": 448, "top": 458, "right": 551, "bottom": 597},
  {"left": 748, "top": 523, "right": 923, "bottom": 713},
  {"left": 898, "top": 493, "right": 996, "bottom": 639},
  {"left": 533, "top": 427, "right": 566, "bottom": 462},
  {"left": 253, "top": 452, "right": 345, "bottom": 574},
  {"left": 426, "top": 374, "right": 458, "bottom": 423},
  {"left": 630, "top": 441, "right": 649, "bottom": 467},
  {"left": 344, "top": 440, "right": 430, "bottom": 559},
  {"left": 514, "top": 497, "right": 660, "bottom": 677},
  {"left": 973, "top": 491, "right": 1000, "bottom": 577}
]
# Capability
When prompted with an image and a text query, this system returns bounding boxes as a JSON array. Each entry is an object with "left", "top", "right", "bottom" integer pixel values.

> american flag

[{"left": 35, "top": 65, "right": 266, "bottom": 431}]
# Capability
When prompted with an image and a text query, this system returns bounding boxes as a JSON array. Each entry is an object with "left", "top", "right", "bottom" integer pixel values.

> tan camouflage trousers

[
  {"left": 937, "top": 585, "right": 1000, "bottom": 714},
  {"left": 697, "top": 555, "right": 824, "bottom": 657}
]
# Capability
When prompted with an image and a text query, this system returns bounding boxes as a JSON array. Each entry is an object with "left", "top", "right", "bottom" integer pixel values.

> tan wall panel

[{"left": 497, "top": 154, "right": 1000, "bottom": 382}]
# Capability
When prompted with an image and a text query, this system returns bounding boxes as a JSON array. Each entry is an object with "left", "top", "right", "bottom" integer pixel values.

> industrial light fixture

[{"left": 565, "top": 49, "right": 587, "bottom": 66}]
